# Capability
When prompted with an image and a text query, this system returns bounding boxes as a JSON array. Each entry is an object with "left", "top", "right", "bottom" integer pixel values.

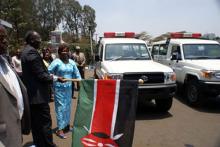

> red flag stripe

[{"left": 90, "top": 80, "right": 117, "bottom": 136}]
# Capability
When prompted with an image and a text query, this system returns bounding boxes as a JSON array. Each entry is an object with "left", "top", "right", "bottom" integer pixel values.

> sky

[{"left": 78, "top": 0, "right": 220, "bottom": 38}]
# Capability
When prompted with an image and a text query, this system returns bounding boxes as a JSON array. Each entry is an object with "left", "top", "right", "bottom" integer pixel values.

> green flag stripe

[{"left": 72, "top": 79, "right": 94, "bottom": 147}]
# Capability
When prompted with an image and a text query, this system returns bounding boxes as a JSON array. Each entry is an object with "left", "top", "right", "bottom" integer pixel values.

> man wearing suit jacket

[
  {"left": 0, "top": 25, "right": 31, "bottom": 147},
  {"left": 21, "top": 31, "right": 64, "bottom": 147}
]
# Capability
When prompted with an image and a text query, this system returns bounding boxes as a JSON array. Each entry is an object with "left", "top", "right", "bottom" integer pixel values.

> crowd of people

[{"left": 0, "top": 24, "right": 86, "bottom": 147}]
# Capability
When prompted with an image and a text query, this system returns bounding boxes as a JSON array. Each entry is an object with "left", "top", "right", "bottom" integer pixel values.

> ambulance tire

[
  {"left": 155, "top": 97, "right": 173, "bottom": 113},
  {"left": 94, "top": 69, "right": 99, "bottom": 79},
  {"left": 186, "top": 80, "right": 203, "bottom": 106},
  {"left": 94, "top": 73, "right": 99, "bottom": 79}
]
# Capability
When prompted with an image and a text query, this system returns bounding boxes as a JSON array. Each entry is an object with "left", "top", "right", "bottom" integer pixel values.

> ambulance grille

[{"left": 123, "top": 72, "right": 164, "bottom": 83}]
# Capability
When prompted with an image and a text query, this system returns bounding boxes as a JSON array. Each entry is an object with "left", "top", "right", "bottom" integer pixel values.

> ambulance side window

[
  {"left": 159, "top": 44, "right": 168, "bottom": 55},
  {"left": 100, "top": 44, "right": 103, "bottom": 60},
  {"left": 151, "top": 45, "right": 159, "bottom": 59},
  {"left": 171, "top": 45, "right": 182, "bottom": 60}
]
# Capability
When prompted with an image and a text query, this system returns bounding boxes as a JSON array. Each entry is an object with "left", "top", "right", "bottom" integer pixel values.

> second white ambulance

[{"left": 152, "top": 32, "right": 220, "bottom": 106}]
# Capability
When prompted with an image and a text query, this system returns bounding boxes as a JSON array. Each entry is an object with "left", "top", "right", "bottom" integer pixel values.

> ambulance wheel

[
  {"left": 186, "top": 80, "right": 203, "bottom": 106},
  {"left": 94, "top": 70, "right": 99, "bottom": 79},
  {"left": 94, "top": 74, "right": 99, "bottom": 79},
  {"left": 155, "top": 97, "right": 173, "bottom": 112}
]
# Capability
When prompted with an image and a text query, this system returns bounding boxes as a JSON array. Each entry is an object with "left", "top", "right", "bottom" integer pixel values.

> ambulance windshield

[
  {"left": 105, "top": 43, "right": 151, "bottom": 60},
  {"left": 183, "top": 44, "right": 220, "bottom": 59}
]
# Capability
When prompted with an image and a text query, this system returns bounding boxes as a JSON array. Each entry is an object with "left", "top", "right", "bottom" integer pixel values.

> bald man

[{"left": 21, "top": 31, "right": 62, "bottom": 147}]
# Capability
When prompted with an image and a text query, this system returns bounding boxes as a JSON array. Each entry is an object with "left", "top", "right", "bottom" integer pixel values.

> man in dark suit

[
  {"left": 0, "top": 25, "right": 31, "bottom": 147},
  {"left": 21, "top": 31, "right": 64, "bottom": 147}
]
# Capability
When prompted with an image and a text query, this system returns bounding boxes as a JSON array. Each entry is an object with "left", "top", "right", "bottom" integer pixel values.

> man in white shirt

[
  {"left": 72, "top": 46, "right": 86, "bottom": 90},
  {"left": 0, "top": 24, "right": 30, "bottom": 147},
  {"left": 72, "top": 46, "right": 86, "bottom": 78},
  {"left": 12, "top": 48, "right": 22, "bottom": 78}
]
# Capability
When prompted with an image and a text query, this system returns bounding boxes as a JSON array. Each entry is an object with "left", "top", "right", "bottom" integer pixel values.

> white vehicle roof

[
  {"left": 153, "top": 39, "right": 219, "bottom": 45},
  {"left": 101, "top": 38, "right": 147, "bottom": 44},
  {"left": 170, "top": 39, "right": 219, "bottom": 44}
]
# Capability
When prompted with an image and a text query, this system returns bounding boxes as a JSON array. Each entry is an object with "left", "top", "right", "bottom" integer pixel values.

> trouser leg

[
  {"left": 77, "top": 66, "right": 84, "bottom": 90},
  {"left": 31, "top": 103, "right": 55, "bottom": 147}
]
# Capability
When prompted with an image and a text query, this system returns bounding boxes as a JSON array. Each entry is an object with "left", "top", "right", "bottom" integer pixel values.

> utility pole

[
  {"left": 95, "top": 33, "right": 98, "bottom": 44},
  {"left": 89, "top": 25, "right": 95, "bottom": 67},
  {"left": 89, "top": 26, "right": 93, "bottom": 56}
]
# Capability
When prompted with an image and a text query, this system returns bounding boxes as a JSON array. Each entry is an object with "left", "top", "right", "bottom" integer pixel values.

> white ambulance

[
  {"left": 152, "top": 32, "right": 220, "bottom": 106},
  {"left": 94, "top": 32, "right": 176, "bottom": 112}
]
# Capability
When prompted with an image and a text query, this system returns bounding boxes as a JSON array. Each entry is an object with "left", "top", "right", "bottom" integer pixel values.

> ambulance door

[
  {"left": 168, "top": 45, "right": 184, "bottom": 82},
  {"left": 95, "top": 44, "right": 104, "bottom": 78},
  {"left": 151, "top": 44, "right": 159, "bottom": 61},
  {"left": 158, "top": 44, "right": 168, "bottom": 65}
]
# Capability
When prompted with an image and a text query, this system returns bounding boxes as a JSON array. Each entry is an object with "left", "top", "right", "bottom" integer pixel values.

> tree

[
  {"left": 0, "top": 0, "right": 97, "bottom": 56},
  {"left": 31, "top": 0, "right": 63, "bottom": 40},
  {"left": 81, "top": 5, "right": 97, "bottom": 37},
  {"left": 63, "top": 0, "right": 82, "bottom": 41},
  {"left": 136, "top": 31, "right": 152, "bottom": 42},
  {"left": 0, "top": 0, "right": 64, "bottom": 44},
  {"left": 0, "top": 0, "right": 26, "bottom": 44}
]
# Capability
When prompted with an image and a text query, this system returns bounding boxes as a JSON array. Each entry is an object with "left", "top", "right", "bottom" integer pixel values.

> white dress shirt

[
  {"left": 11, "top": 55, "right": 22, "bottom": 74},
  {"left": 0, "top": 55, "right": 24, "bottom": 119}
]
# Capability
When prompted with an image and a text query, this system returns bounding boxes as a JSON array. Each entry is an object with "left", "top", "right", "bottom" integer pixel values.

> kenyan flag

[{"left": 72, "top": 79, "right": 138, "bottom": 147}]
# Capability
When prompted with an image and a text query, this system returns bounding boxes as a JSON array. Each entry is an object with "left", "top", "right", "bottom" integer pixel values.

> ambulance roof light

[
  {"left": 104, "top": 32, "right": 135, "bottom": 38},
  {"left": 170, "top": 32, "right": 201, "bottom": 39}
]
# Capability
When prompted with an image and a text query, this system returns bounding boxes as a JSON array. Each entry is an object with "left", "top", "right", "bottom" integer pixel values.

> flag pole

[
  {"left": 63, "top": 78, "right": 81, "bottom": 82},
  {"left": 64, "top": 78, "right": 144, "bottom": 84}
]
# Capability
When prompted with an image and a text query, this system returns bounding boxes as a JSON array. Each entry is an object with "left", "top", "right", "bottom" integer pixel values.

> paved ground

[
  {"left": 133, "top": 97, "right": 220, "bottom": 147},
  {"left": 23, "top": 69, "right": 220, "bottom": 147},
  {"left": 23, "top": 92, "right": 78, "bottom": 147}
]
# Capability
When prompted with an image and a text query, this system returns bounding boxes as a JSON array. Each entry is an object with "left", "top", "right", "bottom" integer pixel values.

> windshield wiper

[
  {"left": 111, "top": 56, "right": 122, "bottom": 61},
  {"left": 212, "top": 56, "right": 220, "bottom": 59},
  {"left": 193, "top": 56, "right": 210, "bottom": 59},
  {"left": 134, "top": 57, "right": 148, "bottom": 60}
]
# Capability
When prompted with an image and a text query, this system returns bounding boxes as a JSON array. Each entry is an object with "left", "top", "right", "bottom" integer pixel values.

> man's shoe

[{"left": 55, "top": 130, "right": 67, "bottom": 139}]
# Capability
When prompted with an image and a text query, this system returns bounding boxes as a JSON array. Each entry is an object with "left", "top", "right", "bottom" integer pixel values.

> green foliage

[
  {"left": 0, "top": 0, "right": 97, "bottom": 55},
  {"left": 31, "top": 0, "right": 63, "bottom": 40},
  {"left": 0, "top": 0, "right": 25, "bottom": 44},
  {"left": 63, "top": 0, "right": 82, "bottom": 40},
  {"left": 81, "top": 5, "right": 97, "bottom": 37}
]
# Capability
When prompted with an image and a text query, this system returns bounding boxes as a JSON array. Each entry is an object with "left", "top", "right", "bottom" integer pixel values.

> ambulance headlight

[
  {"left": 164, "top": 72, "right": 176, "bottom": 84},
  {"left": 104, "top": 73, "right": 123, "bottom": 79},
  {"left": 201, "top": 70, "right": 214, "bottom": 79},
  {"left": 201, "top": 69, "right": 220, "bottom": 79}
]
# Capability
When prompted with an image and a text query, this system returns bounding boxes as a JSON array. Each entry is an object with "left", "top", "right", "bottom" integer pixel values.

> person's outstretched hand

[{"left": 57, "top": 77, "right": 66, "bottom": 83}]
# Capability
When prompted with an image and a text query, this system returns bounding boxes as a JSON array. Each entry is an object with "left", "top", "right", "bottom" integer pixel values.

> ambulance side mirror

[
  {"left": 95, "top": 54, "right": 100, "bottom": 61},
  {"left": 171, "top": 52, "right": 182, "bottom": 61}
]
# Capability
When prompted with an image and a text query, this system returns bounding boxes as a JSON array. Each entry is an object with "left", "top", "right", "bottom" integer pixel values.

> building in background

[{"left": 48, "top": 29, "right": 65, "bottom": 58}]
